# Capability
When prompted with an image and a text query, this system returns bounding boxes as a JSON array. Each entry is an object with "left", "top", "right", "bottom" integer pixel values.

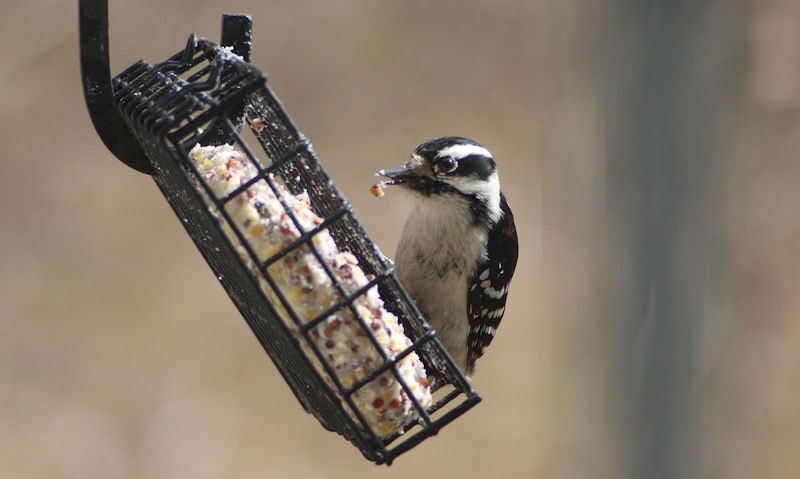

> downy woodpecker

[{"left": 377, "top": 137, "right": 518, "bottom": 375}]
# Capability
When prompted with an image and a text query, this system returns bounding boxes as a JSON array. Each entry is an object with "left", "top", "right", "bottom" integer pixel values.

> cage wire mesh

[{"left": 84, "top": 12, "right": 480, "bottom": 465}]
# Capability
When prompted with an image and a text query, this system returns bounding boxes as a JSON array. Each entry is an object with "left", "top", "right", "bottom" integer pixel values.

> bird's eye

[{"left": 438, "top": 157, "right": 458, "bottom": 174}]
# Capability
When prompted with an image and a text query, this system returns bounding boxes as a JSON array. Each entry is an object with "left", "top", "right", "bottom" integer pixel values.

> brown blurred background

[{"left": 2, "top": 1, "right": 799, "bottom": 478}]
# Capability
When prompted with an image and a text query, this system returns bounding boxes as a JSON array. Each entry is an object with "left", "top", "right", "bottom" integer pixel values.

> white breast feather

[{"left": 394, "top": 194, "right": 487, "bottom": 369}]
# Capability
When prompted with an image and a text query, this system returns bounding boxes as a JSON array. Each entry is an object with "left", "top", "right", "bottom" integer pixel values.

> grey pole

[{"left": 602, "top": 2, "right": 744, "bottom": 477}]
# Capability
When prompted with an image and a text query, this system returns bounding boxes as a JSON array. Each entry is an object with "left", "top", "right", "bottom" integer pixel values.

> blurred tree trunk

[{"left": 601, "top": 1, "right": 745, "bottom": 477}]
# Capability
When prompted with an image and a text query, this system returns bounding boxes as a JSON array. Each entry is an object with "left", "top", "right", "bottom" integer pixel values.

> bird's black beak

[
  {"left": 376, "top": 165, "right": 413, "bottom": 186},
  {"left": 376, "top": 161, "right": 429, "bottom": 188}
]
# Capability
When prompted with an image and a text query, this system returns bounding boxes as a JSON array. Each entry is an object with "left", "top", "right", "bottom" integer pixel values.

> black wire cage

[{"left": 79, "top": 1, "right": 480, "bottom": 465}]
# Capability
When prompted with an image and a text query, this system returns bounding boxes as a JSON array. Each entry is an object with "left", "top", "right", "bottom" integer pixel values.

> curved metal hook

[
  {"left": 79, "top": 0, "right": 154, "bottom": 174},
  {"left": 79, "top": 1, "right": 253, "bottom": 174}
]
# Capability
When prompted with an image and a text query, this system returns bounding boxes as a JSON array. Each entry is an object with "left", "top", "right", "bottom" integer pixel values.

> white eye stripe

[{"left": 435, "top": 144, "right": 492, "bottom": 161}]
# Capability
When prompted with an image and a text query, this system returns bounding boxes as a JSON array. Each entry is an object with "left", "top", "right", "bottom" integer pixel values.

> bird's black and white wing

[{"left": 466, "top": 193, "right": 518, "bottom": 373}]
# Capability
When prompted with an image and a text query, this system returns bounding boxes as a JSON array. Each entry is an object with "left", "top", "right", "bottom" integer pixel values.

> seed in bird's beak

[{"left": 370, "top": 183, "right": 385, "bottom": 197}]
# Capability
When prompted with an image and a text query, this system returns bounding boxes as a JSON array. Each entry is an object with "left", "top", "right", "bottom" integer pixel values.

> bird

[{"left": 376, "top": 136, "right": 518, "bottom": 375}]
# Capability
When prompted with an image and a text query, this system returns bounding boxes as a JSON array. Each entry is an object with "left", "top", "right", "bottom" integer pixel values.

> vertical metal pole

[{"left": 602, "top": 1, "right": 744, "bottom": 477}]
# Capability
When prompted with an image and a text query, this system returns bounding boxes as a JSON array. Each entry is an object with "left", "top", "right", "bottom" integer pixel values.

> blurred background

[{"left": 2, "top": 1, "right": 799, "bottom": 477}]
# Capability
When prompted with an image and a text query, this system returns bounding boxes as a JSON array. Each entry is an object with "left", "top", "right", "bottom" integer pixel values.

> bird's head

[{"left": 376, "top": 137, "right": 500, "bottom": 210}]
